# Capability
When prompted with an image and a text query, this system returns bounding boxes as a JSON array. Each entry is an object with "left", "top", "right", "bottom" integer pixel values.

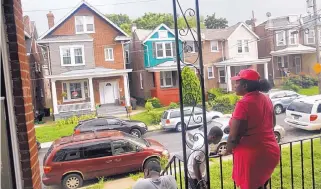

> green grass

[
  {"left": 129, "top": 172, "right": 144, "bottom": 181},
  {"left": 131, "top": 107, "right": 167, "bottom": 126},
  {"left": 35, "top": 123, "right": 76, "bottom": 143},
  {"left": 298, "top": 86, "right": 319, "bottom": 96}
]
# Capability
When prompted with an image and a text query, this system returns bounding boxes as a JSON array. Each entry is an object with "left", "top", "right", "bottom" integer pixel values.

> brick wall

[{"left": 3, "top": 0, "right": 41, "bottom": 188}]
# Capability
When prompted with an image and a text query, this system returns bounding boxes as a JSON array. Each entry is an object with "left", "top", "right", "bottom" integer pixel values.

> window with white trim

[
  {"left": 156, "top": 42, "right": 173, "bottom": 58},
  {"left": 306, "top": 30, "right": 315, "bottom": 44},
  {"left": 210, "top": 41, "right": 219, "bottom": 52},
  {"left": 276, "top": 30, "right": 286, "bottom": 46},
  {"left": 140, "top": 73, "right": 143, "bottom": 89},
  {"left": 277, "top": 56, "right": 288, "bottom": 68},
  {"left": 185, "top": 41, "right": 196, "bottom": 53},
  {"left": 218, "top": 68, "right": 226, "bottom": 83},
  {"left": 244, "top": 40, "right": 249, "bottom": 52},
  {"left": 207, "top": 66, "right": 214, "bottom": 79},
  {"left": 104, "top": 47, "right": 114, "bottom": 61},
  {"left": 288, "top": 30, "right": 298, "bottom": 45},
  {"left": 158, "top": 30, "right": 168, "bottom": 38},
  {"left": 75, "top": 16, "right": 94, "bottom": 34},
  {"left": 160, "top": 71, "right": 173, "bottom": 87},
  {"left": 237, "top": 40, "right": 242, "bottom": 53},
  {"left": 60, "top": 46, "right": 85, "bottom": 66},
  {"left": 62, "top": 81, "right": 88, "bottom": 102},
  {"left": 237, "top": 40, "right": 249, "bottom": 53}
]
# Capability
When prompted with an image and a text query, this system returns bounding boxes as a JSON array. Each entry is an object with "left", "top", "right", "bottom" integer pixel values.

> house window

[
  {"left": 237, "top": 40, "right": 249, "bottom": 53},
  {"left": 60, "top": 46, "right": 85, "bottom": 66},
  {"left": 244, "top": 40, "right": 249, "bottom": 52},
  {"left": 155, "top": 42, "right": 173, "bottom": 58},
  {"left": 276, "top": 30, "right": 286, "bottom": 46},
  {"left": 306, "top": 30, "right": 315, "bottom": 44},
  {"left": 139, "top": 73, "right": 143, "bottom": 89},
  {"left": 289, "top": 30, "right": 298, "bottom": 45},
  {"left": 62, "top": 81, "right": 87, "bottom": 102},
  {"left": 104, "top": 48, "right": 114, "bottom": 61},
  {"left": 237, "top": 40, "right": 242, "bottom": 53},
  {"left": 160, "top": 71, "right": 173, "bottom": 87},
  {"left": 75, "top": 16, "right": 94, "bottom": 34},
  {"left": 185, "top": 41, "right": 197, "bottom": 53},
  {"left": 158, "top": 30, "right": 168, "bottom": 38},
  {"left": 218, "top": 68, "right": 226, "bottom": 83},
  {"left": 210, "top": 41, "right": 219, "bottom": 52},
  {"left": 277, "top": 56, "right": 288, "bottom": 68},
  {"left": 207, "top": 66, "right": 214, "bottom": 79},
  {"left": 125, "top": 50, "right": 129, "bottom": 64}
]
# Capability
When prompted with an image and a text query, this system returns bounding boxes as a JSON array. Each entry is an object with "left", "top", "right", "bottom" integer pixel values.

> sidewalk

[{"left": 103, "top": 177, "right": 136, "bottom": 189}]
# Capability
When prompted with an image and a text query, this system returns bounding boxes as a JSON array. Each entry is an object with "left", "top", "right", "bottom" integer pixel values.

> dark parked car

[
  {"left": 42, "top": 130, "right": 169, "bottom": 189},
  {"left": 74, "top": 117, "right": 147, "bottom": 138}
]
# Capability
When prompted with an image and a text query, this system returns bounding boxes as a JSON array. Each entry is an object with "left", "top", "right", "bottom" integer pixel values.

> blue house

[{"left": 130, "top": 23, "right": 186, "bottom": 105}]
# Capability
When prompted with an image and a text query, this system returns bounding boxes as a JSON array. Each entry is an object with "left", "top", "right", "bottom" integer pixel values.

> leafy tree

[
  {"left": 177, "top": 16, "right": 205, "bottom": 29},
  {"left": 134, "top": 13, "right": 174, "bottom": 29},
  {"left": 105, "top": 14, "right": 132, "bottom": 34},
  {"left": 181, "top": 67, "right": 201, "bottom": 105},
  {"left": 204, "top": 13, "right": 228, "bottom": 29}
]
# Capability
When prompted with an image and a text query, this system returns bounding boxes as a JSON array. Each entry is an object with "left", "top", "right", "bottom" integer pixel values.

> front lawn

[
  {"left": 130, "top": 107, "right": 167, "bottom": 126},
  {"left": 36, "top": 123, "right": 76, "bottom": 143},
  {"left": 298, "top": 86, "right": 319, "bottom": 96}
]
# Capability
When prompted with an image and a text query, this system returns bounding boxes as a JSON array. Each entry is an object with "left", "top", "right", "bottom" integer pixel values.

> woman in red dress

[{"left": 226, "top": 69, "right": 280, "bottom": 189}]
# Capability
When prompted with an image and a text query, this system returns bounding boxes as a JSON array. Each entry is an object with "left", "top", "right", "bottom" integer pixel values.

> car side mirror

[{"left": 136, "top": 146, "right": 141, "bottom": 152}]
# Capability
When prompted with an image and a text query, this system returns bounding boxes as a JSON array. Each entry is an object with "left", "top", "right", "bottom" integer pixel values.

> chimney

[
  {"left": 46, "top": 11, "right": 55, "bottom": 29},
  {"left": 131, "top": 23, "right": 137, "bottom": 33}
]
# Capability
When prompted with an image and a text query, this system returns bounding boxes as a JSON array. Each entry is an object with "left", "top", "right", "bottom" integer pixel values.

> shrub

[
  {"left": 207, "top": 88, "right": 225, "bottom": 101},
  {"left": 148, "top": 111, "right": 162, "bottom": 124},
  {"left": 147, "top": 97, "right": 162, "bottom": 108},
  {"left": 282, "top": 80, "right": 300, "bottom": 92},
  {"left": 168, "top": 102, "right": 179, "bottom": 109},
  {"left": 145, "top": 101, "right": 154, "bottom": 112},
  {"left": 182, "top": 67, "right": 201, "bottom": 105},
  {"left": 209, "top": 95, "right": 235, "bottom": 114},
  {"left": 287, "top": 75, "right": 317, "bottom": 89}
]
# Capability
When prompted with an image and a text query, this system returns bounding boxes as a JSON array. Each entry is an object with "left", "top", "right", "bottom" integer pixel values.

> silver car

[
  {"left": 269, "top": 90, "right": 304, "bottom": 115},
  {"left": 186, "top": 117, "right": 286, "bottom": 156},
  {"left": 160, "top": 107, "right": 223, "bottom": 132}
]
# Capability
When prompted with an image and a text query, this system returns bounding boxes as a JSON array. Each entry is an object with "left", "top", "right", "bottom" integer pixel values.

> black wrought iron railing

[{"left": 162, "top": 135, "right": 321, "bottom": 189}]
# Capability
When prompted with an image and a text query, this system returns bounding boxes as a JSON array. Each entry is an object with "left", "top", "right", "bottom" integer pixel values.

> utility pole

[{"left": 312, "top": 0, "right": 321, "bottom": 93}]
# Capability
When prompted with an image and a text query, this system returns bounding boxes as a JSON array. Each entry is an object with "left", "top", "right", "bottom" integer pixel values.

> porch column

[
  {"left": 51, "top": 79, "right": 58, "bottom": 114},
  {"left": 226, "top": 66, "right": 232, "bottom": 92},
  {"left": 123, "top": 74, "right": 130, "bottom": 106},
  {"left": 88, "top": 77, "right": 95, "bottom": 110},
  {"left": 264, "top": 63, "right": 269, "bottom": 80}
]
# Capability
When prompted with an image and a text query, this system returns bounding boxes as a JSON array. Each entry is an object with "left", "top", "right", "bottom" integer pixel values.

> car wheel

[
  {"left": 216, "top": 143, "right": 227, "bottom": 156},
  {"left": 274, "top": 132, "right": 281, "bottom": 143},
  {"left": 143, "top": 157, "right": 160, "bottom": 170},
  {"left": 176, "top": 123, "right": 182, "bottom": 132},
  {"left": 274, "top": 105, "right": 283, "bottom": 115},
  {"left": 62, "top": 173, "right": 83, "bottom": 189},
  {"left": 130, "top": 129, "right": 142, "bottom": 138}
]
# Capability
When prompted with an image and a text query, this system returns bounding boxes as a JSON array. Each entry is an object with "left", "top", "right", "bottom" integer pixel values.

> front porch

[
  {"left": 46, "top": 68, "right": 132, "bottom": 119},
  {"left": 213, "top": 58, "right": 270, "bottom": 92}
]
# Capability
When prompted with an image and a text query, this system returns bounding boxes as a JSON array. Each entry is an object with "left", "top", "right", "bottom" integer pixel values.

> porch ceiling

[
  {"left": 146, "top": 60, "right": 198, "bottom": 72},
  {"left": 213, "top": 58, "right": 270, "bottom": 67},
  {"left": 46, "top": 67, "right": 132, "bottom": 80},
  {"left": 270, "top": 44, "right": 316, "bottom": 56}
]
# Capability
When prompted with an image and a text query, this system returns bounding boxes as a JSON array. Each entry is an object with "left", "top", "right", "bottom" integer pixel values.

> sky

[{"left": 21, "top": 0, "right": 321, "bottom": 36}]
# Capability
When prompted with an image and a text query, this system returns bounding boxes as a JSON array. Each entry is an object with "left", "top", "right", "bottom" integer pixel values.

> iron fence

[{"left": 162, "top": 135, "right": 321, "bottom": 189}]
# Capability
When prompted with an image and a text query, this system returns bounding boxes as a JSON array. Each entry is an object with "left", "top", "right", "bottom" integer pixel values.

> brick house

[
  {"left": 38, "top": 1, "right": 132, "bottom": 119},
  {"left": 23, "top": 16, "right": 46, "bottom": 113},
  {"left": 255, "top": 15, "right": 317, "bottom": 85},
  {"left": 1, "top": 0, "right": 41, "bottom": 188}
]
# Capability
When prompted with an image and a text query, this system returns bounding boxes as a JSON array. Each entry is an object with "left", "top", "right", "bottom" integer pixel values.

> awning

[
  {"left": 213, "top": 58, "right": 270, "bottom": 67},
  {"left": 46, "top": 67, "right": 132, "bottom": 80},
  {"left": 146, "top": 61, "right": 198, "bottom": 72},
  {"left": 270, "top": 45, "right": 316, "bottom": 56}
]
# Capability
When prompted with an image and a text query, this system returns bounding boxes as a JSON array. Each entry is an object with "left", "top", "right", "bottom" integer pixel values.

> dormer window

[{"left": 75, "top": 16, "right": 94, "bottom": 34}]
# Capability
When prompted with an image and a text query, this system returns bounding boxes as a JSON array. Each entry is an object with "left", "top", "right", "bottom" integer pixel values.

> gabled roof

[
  {"left": 39, "top": 1, "right": 129, "bottom": 40},
  {"left": 135, "top": 29, "right": 153, "bottom": 41},
  {"left": 142, "top": 23, "right": 183, "bottom": 43}
]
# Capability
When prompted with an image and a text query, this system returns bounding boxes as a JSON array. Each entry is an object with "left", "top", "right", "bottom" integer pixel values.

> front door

[
  {"left": 99, "top": 82, "right": 115, "bottom": 104},
  {"left": 294, "top": 56, "right": 301, "bottom": 74}
]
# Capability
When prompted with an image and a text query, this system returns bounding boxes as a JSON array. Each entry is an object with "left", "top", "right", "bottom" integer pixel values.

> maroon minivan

[{"left": 42, "top": 130, "right": 169, "bottom": 189}]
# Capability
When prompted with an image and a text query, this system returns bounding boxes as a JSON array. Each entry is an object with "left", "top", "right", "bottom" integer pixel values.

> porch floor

[{"left": 96, "top": 104, "right": 127, "bottom": 117}]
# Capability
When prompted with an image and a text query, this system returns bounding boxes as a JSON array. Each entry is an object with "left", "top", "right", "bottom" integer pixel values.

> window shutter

[
  {"left": 152, "top": 42, "right": 156, "bottom": 58},
  {"left": 172, "top": 42, "right": 176, "bottom": 57}
]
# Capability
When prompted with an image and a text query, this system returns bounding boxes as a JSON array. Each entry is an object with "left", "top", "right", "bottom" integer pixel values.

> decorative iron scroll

[{"left": 172, "top": 0, "right": 211, "bottom": 188}]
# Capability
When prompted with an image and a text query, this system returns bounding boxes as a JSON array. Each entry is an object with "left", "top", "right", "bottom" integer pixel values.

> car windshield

[
  {"left": 122, "top": 132, "right": 149, "bottom": 147},
  {"left": 287, "top": 101, "right": 313, "bottom": 114}
]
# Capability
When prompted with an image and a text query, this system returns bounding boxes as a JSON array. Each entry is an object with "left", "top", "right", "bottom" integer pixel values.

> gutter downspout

[{"left": 143, "top": 43, "right": 150, "bottom": 67}]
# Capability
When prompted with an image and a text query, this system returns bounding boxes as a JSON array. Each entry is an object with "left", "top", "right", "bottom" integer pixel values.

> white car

[{"left": 285, "top": 95, "right": 321, "bottom": 131}]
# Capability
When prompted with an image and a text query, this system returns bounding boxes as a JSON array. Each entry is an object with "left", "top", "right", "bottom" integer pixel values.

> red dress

[{"left": 229, "top": 91, "right": 280, "bottom": 189}]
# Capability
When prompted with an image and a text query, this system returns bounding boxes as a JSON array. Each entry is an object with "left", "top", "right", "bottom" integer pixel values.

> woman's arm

[
  {"left": 226, "top": 119, "right": 242, "bottom": 154},
  {"left": 273, "top": 111, "right": 276, "bottom": 128}
]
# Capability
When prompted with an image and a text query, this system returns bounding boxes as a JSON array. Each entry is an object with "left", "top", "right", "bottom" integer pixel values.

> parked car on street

[
  {"left": 268, "top": 90, "right": 304, "bottom": 115},
  {"left": 74, "top": 117, "right": 147, "bottom": 138},
  {"left": 186, "top": 117, "right": 285, "bottom": 156},
  {"left": 285, "top": 95, "right": 321, "bottom": 131},
  {"left": 160, "top": 107, "right": 223, "bottom": 132},
  {"left": 42, "top": 130, "right": 169, "bottom": 189}
]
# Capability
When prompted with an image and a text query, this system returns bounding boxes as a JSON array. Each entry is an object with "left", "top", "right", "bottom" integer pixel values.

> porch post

[
  {"left": 88, "top": 77, "right": 95, "bottom": 111},
  {"left": 51, "top": 79, "right": 58, "bottom": 114},
  {"left": 264, "top": 63, "right": 269, "bottom": 80},
  {"left": 123, "top": 74, "right": 130, "bottom": 106},
  {"left": 226, "top": 66, "right": 232, "bottom": 92}
]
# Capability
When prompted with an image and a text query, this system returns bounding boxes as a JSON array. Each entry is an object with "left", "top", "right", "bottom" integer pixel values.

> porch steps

[{"left": 96, "top": 105, "right": 127, "bottom": 117}]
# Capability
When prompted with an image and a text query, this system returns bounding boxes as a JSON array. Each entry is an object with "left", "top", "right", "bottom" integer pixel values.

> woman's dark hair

[{"left": 240, "top": 79, "right": 271, "bottom": 93}]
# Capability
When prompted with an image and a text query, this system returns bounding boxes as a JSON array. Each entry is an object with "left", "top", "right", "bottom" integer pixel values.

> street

[{"left": 38, "top": 113, "right": 320, "bottom": 188}]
